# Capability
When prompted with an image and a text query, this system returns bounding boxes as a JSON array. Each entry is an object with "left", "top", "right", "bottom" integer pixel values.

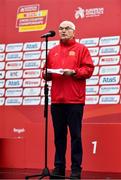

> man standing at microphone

[{"left": 43, "top": 20, "right": 94, "bottom": 179}]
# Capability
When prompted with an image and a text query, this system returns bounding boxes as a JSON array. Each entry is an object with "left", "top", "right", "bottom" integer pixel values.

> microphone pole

[
  {"left": 25, "top": 32, "right": 54, "bottom": 179},
  {"left": 43, "top": 35, "right": 49, "bottom": 175}
]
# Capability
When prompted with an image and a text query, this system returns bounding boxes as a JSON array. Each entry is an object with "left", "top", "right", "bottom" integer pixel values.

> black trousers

[{"left": 51, "top": 104, "right": 84, "bottom": 172}]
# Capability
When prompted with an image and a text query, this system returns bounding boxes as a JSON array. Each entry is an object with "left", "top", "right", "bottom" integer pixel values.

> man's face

[{"left": 59, "top": 22, "right": 75, "bottom": 40}]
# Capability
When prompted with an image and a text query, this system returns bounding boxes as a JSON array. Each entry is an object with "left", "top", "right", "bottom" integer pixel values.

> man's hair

[{"left": 59, "top": 20, "right": 76, "bottom": 30}]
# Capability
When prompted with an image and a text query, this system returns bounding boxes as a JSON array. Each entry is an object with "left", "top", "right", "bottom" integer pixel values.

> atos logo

[
  {"left": 103, "top": 77, "right": 116, "bottom": 83},
  {"left": 100, "top": 76, "right": 120, "bottom": 85},
  {"left": 6, "top": 79, "right": 23, "bottom": 87},
  {"left": 23, "top": 42, "right": 41, "bottom": 51}
]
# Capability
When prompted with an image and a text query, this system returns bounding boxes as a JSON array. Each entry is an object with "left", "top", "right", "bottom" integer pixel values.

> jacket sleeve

[{"left": 74, "top": 46, "right": 94, "bottom": 79}]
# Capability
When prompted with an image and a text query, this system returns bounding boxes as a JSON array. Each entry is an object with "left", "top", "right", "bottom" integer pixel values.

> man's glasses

[{"left": 59, "top": 26, "right": 74, "bottom": 31}]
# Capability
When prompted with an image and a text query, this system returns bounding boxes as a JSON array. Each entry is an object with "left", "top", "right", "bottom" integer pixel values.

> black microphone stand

[
  {"left": 25, "top": 36, "right": 51, "bottom": 179},
  {"left": 25, "top": 35, "right": 71, "bottom": 179}
]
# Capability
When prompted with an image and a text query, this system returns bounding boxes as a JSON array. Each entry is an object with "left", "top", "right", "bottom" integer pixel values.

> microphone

[{"left": 41, "top": 31, "right": 56, "bottom": 38}]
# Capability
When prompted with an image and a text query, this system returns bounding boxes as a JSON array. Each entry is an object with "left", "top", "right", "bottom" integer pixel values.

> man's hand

[{"left": 63, "top": 69, "right": 76, "bottom": 76}]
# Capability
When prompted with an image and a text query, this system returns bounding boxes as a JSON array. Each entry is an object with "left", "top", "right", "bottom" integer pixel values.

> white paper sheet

[{"left": 47, "top": 68, "right": 64, "bottom": 75}]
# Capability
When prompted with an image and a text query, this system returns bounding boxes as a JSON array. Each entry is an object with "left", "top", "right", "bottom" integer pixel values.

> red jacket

[{"left": 46, "top": 38, "right": 94, "bottom": 104}]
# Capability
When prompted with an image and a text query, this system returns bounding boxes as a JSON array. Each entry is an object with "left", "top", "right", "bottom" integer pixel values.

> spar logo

[
  {"left": 16, "top": 4, "right": 48, "bottom": 32},
  {"left": 99, "top": 56, "right": 120, "bottom": 65},
  {"left": 23, "top": 69, "right": 40, "bottom": 78},
  {"left": 75, "top": 6, "right": 104, "bottom": 19}
]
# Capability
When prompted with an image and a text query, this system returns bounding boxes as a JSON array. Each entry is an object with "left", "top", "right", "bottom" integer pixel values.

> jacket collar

[{"left": 60, "top": 38, "right": 76, "bottom": 46}]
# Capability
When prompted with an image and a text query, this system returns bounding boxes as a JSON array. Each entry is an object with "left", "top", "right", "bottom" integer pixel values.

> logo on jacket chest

[
  {"left": 54, "top": 53, "right": 58, "bottom": 56},
  {"left": 69, "top": 51, "right": 76, "bottom": 56}
]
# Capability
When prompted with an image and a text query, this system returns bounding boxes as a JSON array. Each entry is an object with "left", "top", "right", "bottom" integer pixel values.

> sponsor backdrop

[{"left": 0, "top": 0, "right": 121, "bottom": 172}]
